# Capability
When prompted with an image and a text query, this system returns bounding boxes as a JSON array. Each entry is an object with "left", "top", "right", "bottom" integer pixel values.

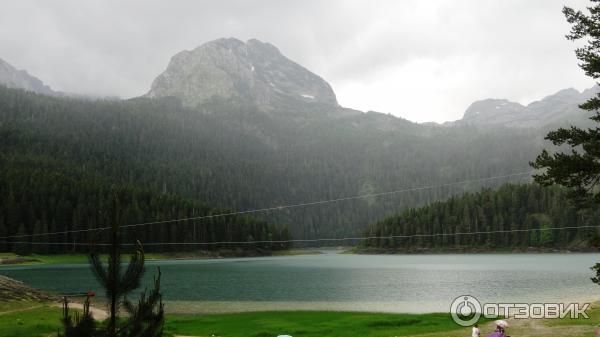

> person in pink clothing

[{"left": 472, "top": 323, "right": 480, "bottom": 337}]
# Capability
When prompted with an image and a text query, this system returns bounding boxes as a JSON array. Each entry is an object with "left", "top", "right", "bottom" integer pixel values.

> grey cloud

[{"left": 0, "top": 0, "right": 595, "bottom": 122}]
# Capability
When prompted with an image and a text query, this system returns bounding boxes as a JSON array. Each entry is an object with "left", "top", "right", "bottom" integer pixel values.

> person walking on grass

[{"left": 472, "top": 323, "right": 481, "bottom": 337}]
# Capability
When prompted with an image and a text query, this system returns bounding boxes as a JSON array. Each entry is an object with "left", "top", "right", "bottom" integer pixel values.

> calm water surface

[{"left": 1, "top": 253, "right": 598, "bottom": 313}]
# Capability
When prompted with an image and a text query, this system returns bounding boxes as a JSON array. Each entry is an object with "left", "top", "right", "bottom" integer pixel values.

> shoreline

[
  {"left": 162, "top": 296, "right": 600, "bottom": 314},
  {"left": 3, "top": 246, "right": 598, "bottom": 267},
  {"left": 0, "top": 248, "right": 323, "bottom": 267},
  {"left": 350, "top": 246, "right": 599, "bottom": 255}
]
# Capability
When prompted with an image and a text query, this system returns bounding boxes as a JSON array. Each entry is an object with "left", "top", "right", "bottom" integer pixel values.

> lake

[{"left": 1, "top": 252, "right": 599, "bottom": 313}]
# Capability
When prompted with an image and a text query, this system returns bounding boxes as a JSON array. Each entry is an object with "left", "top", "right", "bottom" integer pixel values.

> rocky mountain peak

[
  {"left": 454, "top": 85, "right": 599, "bottom": 128},
  {"left": 146, "top": 38, "right": 338, "bottom": 108},
  {"left": 0, "top": 58, "right": 56, "bottom": 96},
  {"left": 462, "top": 99, "right": 525, "bottom": 120}
]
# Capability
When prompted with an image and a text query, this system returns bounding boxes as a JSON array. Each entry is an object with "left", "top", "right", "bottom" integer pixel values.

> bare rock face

[
  {"left": 0, "top": 274, "right": 56, "bottom": 301},
  {"left": 455, "top": 86, "right": 600, "bottom": 128},
  {"left": 462, "top": 99, "right": 527, "bottom": 126},
  {"left": 146, "top": 38, "right": 338, "bottom": 109},
  {"left": 0, "top": 58, "right": 56, "bottom": 96}
]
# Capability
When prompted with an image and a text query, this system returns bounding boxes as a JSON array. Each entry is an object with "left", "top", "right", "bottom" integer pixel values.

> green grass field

[
  {"left": 0, "top": 253, "right": 184, "bottom": 266},
  {"left": 1, "top": 300, "right": 598, "bottom": 337},
  {"left": 163, "top": 311, "right": 463, "bottom": 337},
  {"left": 0, "top": 301, "right": 64, "bottom": 337},
  {"left": 0, "top": 250, "right": 320, "bottom": 267},
  {"left": 0, "top": 301, "right": 473, "bottom": 337}
]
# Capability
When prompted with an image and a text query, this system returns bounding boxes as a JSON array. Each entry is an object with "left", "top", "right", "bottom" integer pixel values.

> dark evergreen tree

[
  {"left": 59, "top": 296, "right": 96, "bottom": 337},
  {"left": 531, "top": 1, "right": 600, "bottom": 205},
  {"left": 120, "top": 269, "right": 165, "bottom": 337},
  {"left": 60, "top": 221, "right": 164, "bottom": 337},
  {"left": 88, "top": 217, "right": 164, "bottom": 337},
  {"left": 14, "top": 223, "right": 30, "bottom": 256},
  {"left": 0, "top": 218, "right": 6, "bottom": 252}
]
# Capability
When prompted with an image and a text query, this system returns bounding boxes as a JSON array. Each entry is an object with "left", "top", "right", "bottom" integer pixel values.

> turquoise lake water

[{"left": 1, "top": 253, "right": 598, "bottom": 313}]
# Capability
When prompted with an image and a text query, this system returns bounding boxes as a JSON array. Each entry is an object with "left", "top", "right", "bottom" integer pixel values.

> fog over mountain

[
  {"left": 0, "top": 58, "right": 57, "bottom": 96},
  {"left": 141, "top": 38, "right": 598, "bottom": 131},
  {"left": 449, "top": 86, "right": 599, "bottom": 128},
  {"left": 2, "top": 37, "right": 595, "bottom": 241},
  {"left": 1, "top": 37, "right": 595, "bottom": 130},
  {"left": 0, "top": 58, "right": 122, "bottom": 101},
  {"left": 2, "top": 0, "right": 594, "bottom": 124}
]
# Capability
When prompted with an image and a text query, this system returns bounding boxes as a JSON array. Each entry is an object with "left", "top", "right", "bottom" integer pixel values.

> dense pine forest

[
  {"left": 0, "top": 86, "right": 549, "bottom": 240},
  {"left": 361, "top": 184, "right": 599, "bottom": 251},
  {"left": 0, "top": 156, "right": 291, "bottom": 254}
]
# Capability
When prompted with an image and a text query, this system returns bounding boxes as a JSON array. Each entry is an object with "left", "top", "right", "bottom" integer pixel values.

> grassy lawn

[
  {"left": 1, "top": 300, "right": 598, "bottom": 337},
  {"left": 165, "top": 311, "right": 467, "bottom": 337},
  {"left": 0, "top": 252, "right": 171, "bottom": 266},
  {"left": 0, "top": 301, "right": 63, "bottom": 337},
  {"left": 0, "top": 250, "right": 316, "bottom": 267},
  {"left": 0, "top": 301, "right": 476, "bottom": 337},
  {"left": 543, "top": 301, "right": 600, "bottom": 327}
]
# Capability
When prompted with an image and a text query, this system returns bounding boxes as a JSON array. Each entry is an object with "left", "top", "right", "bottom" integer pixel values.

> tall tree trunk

[{"left": 109, "top": 227, "right": 118, "bottom": 337}]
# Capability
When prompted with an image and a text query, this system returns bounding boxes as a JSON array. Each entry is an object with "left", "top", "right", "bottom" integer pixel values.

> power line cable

[
  {"left": 0, "top": 170, "right": 534, "bottom": 240},
  {"left": 1, "top": 224, "right": 595, "bottom": 247}
]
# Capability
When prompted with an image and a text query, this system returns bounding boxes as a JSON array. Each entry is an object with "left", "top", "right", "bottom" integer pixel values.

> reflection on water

[{"left": 1, "top": 253, "right": 598, "bottom": 313}]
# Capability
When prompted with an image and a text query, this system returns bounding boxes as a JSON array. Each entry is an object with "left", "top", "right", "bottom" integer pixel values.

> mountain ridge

[
  {"left": 1, "top": 37, "right": 597, "bottom": 130},
  {"left": 447, "top": 85, "right": 599, "bottom": 128},
  {"left": 145, "top": 37, "right": 597, "bottom": 129},
  {"left": 0, "top": 58, "right": 58, "bottom": 96}
]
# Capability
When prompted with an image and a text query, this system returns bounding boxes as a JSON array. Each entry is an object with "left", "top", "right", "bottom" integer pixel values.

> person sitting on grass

[
  {"left": 472, "top": 323, "right": 480, "bottom": 337},
  {"left": 485, "top": 325, "right": 507, "bottom": 337}
]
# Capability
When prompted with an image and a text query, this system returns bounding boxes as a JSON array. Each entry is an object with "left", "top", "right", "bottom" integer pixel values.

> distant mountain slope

[
  {"left": 1, "top": 37, "right": 598, "bottom": 241},
  {"left": 146, "top": 38, "right": 338, "bottom": 110},
  {"left": 0, "top": 85, "right": 539, "bottom": 240},
  {"left": 449, "top": 86, "right": 598, "bottom": 128},
  {"left": 0, "top": 58, "right": 57, "bottom": 96}
]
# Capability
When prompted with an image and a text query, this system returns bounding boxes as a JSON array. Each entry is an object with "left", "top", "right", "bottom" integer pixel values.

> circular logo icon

[{"left": 450, "top": 295, "right": 482, "bottom": 326}]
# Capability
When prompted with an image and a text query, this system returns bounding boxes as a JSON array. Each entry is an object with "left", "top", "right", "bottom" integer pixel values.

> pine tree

[
  {"left": 0, "top": 218, "right": 6, "bottom": 252},
  {"left": 14, "top": 223, "right": 30, "bottom": 256},
  {"left": 88, "top": 221, "right": 164, "bottom": 337},
  {"left": 60, "top": 224, "right": 164, "bottom": 337},
  {"left": 59, "top": 295, "right": 96, "bottom": 337},
  {"left": 531, "top": 2, "right": 600, "bottom": 206},
  {"left": 528, "top": 0, "right": 600, "bottom": 288},
  {"left": 31, "top": 220, "right": 43, "bottom": 254}
]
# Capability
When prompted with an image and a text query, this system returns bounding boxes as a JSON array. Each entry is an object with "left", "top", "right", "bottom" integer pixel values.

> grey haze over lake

[{"left": 1, "top": 253, "right": 598, "bottom": 313}]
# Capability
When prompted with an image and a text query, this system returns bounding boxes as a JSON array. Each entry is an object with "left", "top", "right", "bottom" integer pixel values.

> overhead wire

[
  {"left": 3, "top": 224, "right": 596, "bottom": 247},
  {"left": 0, "top": 170, "right": 534, "bottom": 241}
]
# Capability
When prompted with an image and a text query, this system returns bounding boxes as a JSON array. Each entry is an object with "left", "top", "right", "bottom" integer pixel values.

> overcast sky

[{"left": 0, "top": 0, "right": 595, "bottom": 122}]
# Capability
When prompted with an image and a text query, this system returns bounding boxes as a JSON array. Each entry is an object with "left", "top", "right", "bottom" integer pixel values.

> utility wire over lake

[
  {"left": 3, "top": 224, "right": 599, "bottom": 247},
  {"left": 0, "top": 170, "right": 534, "bottom": 241}
]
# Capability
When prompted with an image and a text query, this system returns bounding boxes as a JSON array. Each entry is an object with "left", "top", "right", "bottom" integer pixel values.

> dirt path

[
  {"left": 403, "top": 316, "right": 594, "bottom": 337},
  {"left": 50, "top": 302, "right": 109, "bottom": 320},
  {"left": 506, "top": 316, "right": 591, "bottom": 337}
]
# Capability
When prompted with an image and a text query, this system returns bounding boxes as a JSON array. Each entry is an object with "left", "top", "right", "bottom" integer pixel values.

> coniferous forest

[
  {"left": 0, "top": 152, "right": 290, "bottom": 254},
  {"left": 0, "top": 85, "right": 553, "bottom": 244},
  {"left": 361, "top": 184, "right": 599, "bottom": 251}
]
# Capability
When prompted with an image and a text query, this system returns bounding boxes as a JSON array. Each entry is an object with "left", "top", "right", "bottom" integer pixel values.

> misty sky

[{"left": 0, "top": 0, "right": 595, "bottom": 123}]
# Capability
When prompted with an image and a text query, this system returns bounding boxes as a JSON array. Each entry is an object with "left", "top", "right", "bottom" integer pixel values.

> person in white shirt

[{"left": 472, "top": 323, "right": 481, "bottom": 337}]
